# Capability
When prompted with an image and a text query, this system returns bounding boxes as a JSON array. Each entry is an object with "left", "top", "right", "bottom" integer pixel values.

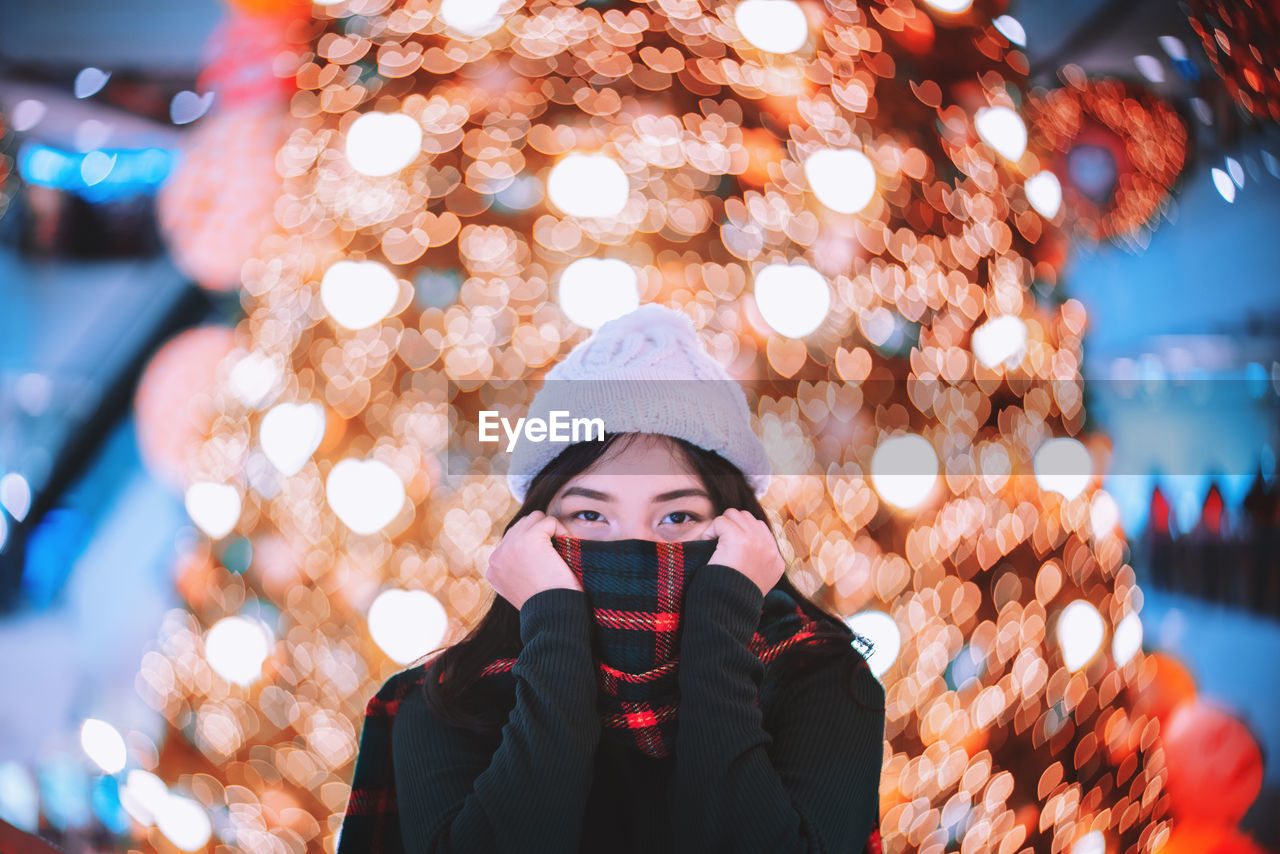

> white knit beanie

[{"left": 506, "top": 304, "right": 771, "bottom": 502}]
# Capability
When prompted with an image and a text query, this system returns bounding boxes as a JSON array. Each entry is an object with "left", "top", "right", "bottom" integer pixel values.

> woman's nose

[{"left": 614, "top": 519, "right": 648, "bottom": 540}]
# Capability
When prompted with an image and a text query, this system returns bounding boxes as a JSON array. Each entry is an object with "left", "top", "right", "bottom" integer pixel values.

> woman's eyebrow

[
  {"left": 652, "top": 488, "right": 710, "bottom": 503},
  {"left": 558, "top": 487, "right": 710, "bottom": 503},
  {"left": 560, "top": 486, "right": 614, "bottom": 501}
]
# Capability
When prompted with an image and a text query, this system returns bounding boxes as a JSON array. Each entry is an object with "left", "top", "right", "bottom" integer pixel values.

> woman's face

[{"left": 547, "top": 434, "right": 717, "bottom": 542}]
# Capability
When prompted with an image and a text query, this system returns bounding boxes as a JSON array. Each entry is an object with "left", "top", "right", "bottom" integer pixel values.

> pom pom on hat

[{"left": 506, "top": 303, "right": 771, "bottom": 502}]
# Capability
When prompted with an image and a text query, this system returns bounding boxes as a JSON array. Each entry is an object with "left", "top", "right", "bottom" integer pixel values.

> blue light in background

[
  {"left": 17, "top": 142, "right": 179, "bottom": 202},
  {"left": 23, "top": 507, "right": 90, "bottom": 609}
]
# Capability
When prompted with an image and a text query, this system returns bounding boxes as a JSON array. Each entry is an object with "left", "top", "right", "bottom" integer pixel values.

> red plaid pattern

[{"left": 338, "top": 535, "right": 883, "bottom": 853}]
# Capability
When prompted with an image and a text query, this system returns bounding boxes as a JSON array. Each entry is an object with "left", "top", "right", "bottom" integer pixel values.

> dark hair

[{"left": 418, "top": 432, "right": 876, "bottom": 733}]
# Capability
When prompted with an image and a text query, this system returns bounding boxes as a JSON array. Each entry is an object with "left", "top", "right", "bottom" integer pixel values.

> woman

[{"left": 339, "top": 305, "right": 885, "bottom": 853}]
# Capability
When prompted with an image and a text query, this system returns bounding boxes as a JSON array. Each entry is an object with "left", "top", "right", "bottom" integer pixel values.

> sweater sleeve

[
  {"left": 668, "top": 563, "right": 886, "bottom": 854},
  {"left": 392, "top": 587, "right": 603, "bottom": 853}
]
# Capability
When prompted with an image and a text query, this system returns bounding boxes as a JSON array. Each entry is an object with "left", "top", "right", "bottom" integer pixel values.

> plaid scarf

[{"left": 339, "top": 535, "right": 883, "bottom": 853}]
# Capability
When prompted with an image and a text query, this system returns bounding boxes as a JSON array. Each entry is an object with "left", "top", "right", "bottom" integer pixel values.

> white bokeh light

[
  {"left": 871, "top": 433, "right": 939, "bottom": 509},
  {"left": 13, "top": 99, "right": 48, "bottom": 132},
  {"left": 156, "top": 793, "right": 213, "bottom": 852},
  {"left": 121, "top": 770, "right": 170, "bottom": 826},
  {"left": 844, "top": 610, "right": 901, "bottom": 677},
  {"left": 546, "top": 153, "right": 629, "bottom": 219},
  {"left": 993, "top": 15, "right": 1026, "bottom": 46},
  {"left": 1135, "top": 55, "right": 1166, "bottom": 84},
  {"left": 1056, "top": 599, "right": 1105, "bottom": 671},
  {"left": 804, "top": 148, "right": 877, "bottom": 214},
  {"left": 734, "top": 0, "right": 809, "bottom": 54},
  {"left": 1090, "top": 490, "right": 1121, "bottom": 539},
  {"left": 80, "top": 719, "right": 127, "bottom": 775},
  {"left": 205, "top": 616, "right": 272, "bottom": 686},
  {"left": 368, "top": 589, "right": 450, "bottom": 665},
  {"left": 753, "top": 263, "right": 830, "bottom": 338},
  {"left": 1112, "top": 611, "right": 1143, "bottom": 667},
  {"left": 228, "top": 352, "right": 281, "bottom": 409},
  {"left": 74, "top": 67, "right": 111, "bottom": 99},
  {"left": 975, "top": 106, "right": 1027, "bottom": 162},
  {"left": 184, "top": 482, "right": 241, "bottom": 540},
  {"left": 0, "top": 762, "right": 38, "bottom": 834},
  {"left": 1212, "top": 167, "right": 1236, "bottom": 202},
  {"left": 557, "top": 258, "right": 640, "bottom": 330},
  {"left": 1025, "top": 170, "right": 1062, "bottom": 218},
  {"left": 971, "top": 314, "right": 1028, "bottom": 369},
  {"left": 345, "top": 112, "right": 422, "bottom": 177},
  {"left": 922, "top": 0, "right": 973, "bottom": 13},
  {"left": 1226, "top": 156, "right": 1245, "bottom": 187},
  {"left": 321, "top": 260, "right": 400, "bottom": 330},
  {"left": 440, "top": 0, "right": 507, "bottom": 36},
  {"left": 260, "top": 402, "right": 326, "bottom": 476},
  {"left": 1159, "top": 35, "right": 1187, "bottom": 61},
  {"left": 1034, "top": 437, "right": 1092, "bottom": 499},
  {"left": 0, "top": 473, "right": 32, "bottom": 522},
  {"left": 1071, "top": 831, "right": 1106, "bottom": 854},
  {"left": 326, "top": 459, "right": 406, "bottom": 535}
]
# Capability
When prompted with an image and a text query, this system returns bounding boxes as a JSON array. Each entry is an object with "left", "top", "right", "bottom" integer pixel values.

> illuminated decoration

[
  {"left": 73, "top": 67, "right": 110, "bottom": 99},
  {"left": 922, "top": 0, "right": 974, "bottom": 13},
  {"left": 1028, "top": 78, "right": 1187, "bottom": 243},
  {"left": 844, "top": 610, "right": 901, "bottom": 678},
  {"left": 753, "top": 263, "right": 830, "bottom": 338},
  {"left": 1055, "top": 599, "right": 1105, "bottom": 671},
  {"left": 734, "top": 0, "right": 810, "bottom": 54},
  {"left": 133, "top": 325, "right": 237, "bottom": 491},
  {"left": 993, "top": 15, "right": 1026, "bottom": 47},
  {"left": 80, "top": 720, "right": 128, "bottom": 775},
  {"left": 155, "top": 6, "right": 305, "bottom": 289},
  {"left": 344, "top": 112, "right": 424, "bottom": 177},
  {"left": 1212, "top": 167, "right": 1237, "bottom": 203},
  {"left": 546, "top": 153, "right": 630, "bottom": 219},
  {"left": 971, "top": 314, "right": 1028, "bottom": 369},
  {"left": 155, "top": 105, "right": 295, "bottom": 291},
  {"left": 184, "top": 482, "right": 243, "bottom": 539},
  {"left": 440, "top": 0, "right": 509, "bottom": 38},
  {"left": 1025, "top": 170, "right": 1062, "bottom": 219},
  {"left": 0, "top": 473, "right": 32, "bottom": 523},
  {"left": 228, "top": 351, "right": 284, "bottom": 409},
  {"left": 870, "top": 433, "right": 938, "bottom": 509},
  {"left": 804, "top": 148, "right": 877, "bottom": 214},
  {"left": 1111, "top": 611, "right": 1142, "bottom": 667},
  {"left": 1034, "top": 437, "right": 1092, "bottom": 499},
  {"left": 1161, "top": 700, "right": 1265, "bottom": 826},
  {"left": 367, "top": 588, "right": 450, "bottom": 665},
  {"left": 260, "top": 401, "right": 327, "bottom": 475},
  {"left": 320, "top": 259, "right": 402, "bottom": 330},
  {"left": 135, "top": 2, "right": 1179, "bottom": 852},
  {"left": 196, "top": 8, "right": 309, "bottom": 109},
  {"left": 325, "top": 459, "right": 406, "bottom": 535},
  {"left": 170, "top": 90, "right": 217, "bottom": 125},
  {"left": 205, "top": 616, "right": 273, "bottom": 686},
  {"left": 975, "top": 105, "right": 1028, "bottom": 161},
  {"left": 1188, "top": 0, "right": 1280, "bottom": 122},
  {"left": 154, "top": 792, "right": 213, "bottom": 852},
  {"left": 558, "top": 257, "right": 641, "bottom": 330}
]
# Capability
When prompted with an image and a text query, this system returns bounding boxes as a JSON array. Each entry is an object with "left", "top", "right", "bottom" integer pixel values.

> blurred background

[{"left": 0, "top": 0, "right": 1277, "bottom": 852}]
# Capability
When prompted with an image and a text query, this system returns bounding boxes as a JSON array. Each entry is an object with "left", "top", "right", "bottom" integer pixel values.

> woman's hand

[
  {"left": 486, "top": 510, "right": 584, "bottom": 611},
  {"left": 704, "top": 508, "right": 786, "bottom": 597}
]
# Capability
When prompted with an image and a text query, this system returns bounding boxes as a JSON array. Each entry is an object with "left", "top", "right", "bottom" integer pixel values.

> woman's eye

[
  {"left": 571, "top": 509, "right": 603, "bottom": 522},
  {"left": 664, "top": 511, "right": 701, "bottom": 525}
]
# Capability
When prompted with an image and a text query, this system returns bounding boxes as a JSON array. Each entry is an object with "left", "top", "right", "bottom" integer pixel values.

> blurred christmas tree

[{"left": 135, "top": 0, "right": 1181, "bottom": 851}]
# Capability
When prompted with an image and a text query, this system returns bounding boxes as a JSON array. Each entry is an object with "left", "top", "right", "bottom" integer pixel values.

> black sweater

[{"left": 391, "top": 563, "right": 886, "bottom": 853}]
